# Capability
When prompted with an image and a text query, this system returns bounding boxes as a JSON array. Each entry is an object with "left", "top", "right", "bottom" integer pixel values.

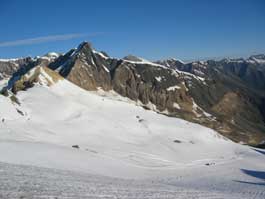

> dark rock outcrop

[
  {"left": 157, "top": 57, "right": 265, "bottom": 145},
  {"left": 49, "top": 42, "right": 112, "bottom": 90},
  {"left": 0, "top": 57, "right": 32, "bottom": 79},
  {"left": 112, "top": 61, "right": 194, "bottom": 113}
]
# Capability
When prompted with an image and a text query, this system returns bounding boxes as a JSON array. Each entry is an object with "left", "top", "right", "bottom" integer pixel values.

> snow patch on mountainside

[
  {"left": 0, "top": 58, "right": 21, "bottom": 62},
  {"left": 123, "top": 56, "right": 169, "bottom": 69},
  {"left": 167, "top": 85, "right": 181, "bottom": 91},
  {"left": 0, "top": 78, "right": 8, "bottom": 89},
  {"left": 92, "top": 50, "right": 111, "bottom": 59},
  {"left": 0, "top": 79, "right": 252, "bottom": 176}
]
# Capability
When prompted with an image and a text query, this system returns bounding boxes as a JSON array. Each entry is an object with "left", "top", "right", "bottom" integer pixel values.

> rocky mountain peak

[
  {"left": 0, "top": 57, "right": 34, "bottom": 80},
  {"left": 47, "top": 41, "right": 113, "bottom": 91},
  {"left": 44, "top": 52, "right": 60, "bottom": 58},
  {"left": 123, "top": 55, "right": 143, "bottom": 62},
  {"left": 156, "top": 58, "right": 185, "bottom": 69},
  {"left": 75, "top": 41, "right": 93, "bottom": 54},
  {"left": 249, "top": 54, "right": 265, "bottom": 59},
  {"left": 248, "top": 54, "right": 265, "bottom": 64},
  {"left": 11, "top": 66, "right": 63, "bottom": 94}
]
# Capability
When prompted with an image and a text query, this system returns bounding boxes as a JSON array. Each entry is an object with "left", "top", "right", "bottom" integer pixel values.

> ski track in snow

[{"left": 0, "top": 161, "right": 264, "bottom": 199}]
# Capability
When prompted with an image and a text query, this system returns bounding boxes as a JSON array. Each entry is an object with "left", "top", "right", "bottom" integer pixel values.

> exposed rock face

[
  {"left": 49, "top": 42, "right": 112, "bottom": 90},
  {"left": 0, "top": 58, "right": 32, "bottom": 79},
  {"left": 156, "top": 59, "right": 185, "bottom": 71},
  {"left": 1, "top": 42, "right": 265, "bottom": 145},
  {"left": 123, "top": 55, "right": 143, "bottom": 62},
  {"left": 2, "top": 55, "right": 59, "bottom": 92},
  {"left": 112, "top": 61, "right": 194, "bottom": 114},
  {"left": 158, "top": 57, "right": 265, "bottom": 145},
  {"left": 0, "top": 53, "right": 60, "bottom": 80},
  {"left": 11, "top": 66, "right": 63, "bottom": 94},
  {"left": 157, "top": 57, "right": 265, "bottom": 92}
]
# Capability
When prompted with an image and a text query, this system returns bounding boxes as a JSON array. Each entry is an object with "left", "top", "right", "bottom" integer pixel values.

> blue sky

[{"left": 0, "top": 0, "right": 264, "bottom": 61}]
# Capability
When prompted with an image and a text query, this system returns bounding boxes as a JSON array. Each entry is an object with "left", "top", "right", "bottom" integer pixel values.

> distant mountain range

[{"left": 1, "top": 42, "right": 265, "bottom": 146}]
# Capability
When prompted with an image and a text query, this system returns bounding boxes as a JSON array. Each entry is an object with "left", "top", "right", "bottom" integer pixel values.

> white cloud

[{"left": 0, "top": 33, "right": 102, "bottom": 47}]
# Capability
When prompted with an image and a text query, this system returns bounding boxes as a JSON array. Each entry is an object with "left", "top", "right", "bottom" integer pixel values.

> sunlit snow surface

[{"left": 0, "top": 80, "right": 264, "bottom": 198}]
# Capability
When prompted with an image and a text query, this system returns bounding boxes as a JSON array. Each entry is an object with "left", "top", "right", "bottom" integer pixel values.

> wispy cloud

[{"left": 0, "top": 33, "right": 102, "bottom": 47}]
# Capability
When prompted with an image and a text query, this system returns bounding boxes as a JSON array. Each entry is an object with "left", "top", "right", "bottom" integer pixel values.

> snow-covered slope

[
  {"left": 0, "top": 75, "right": 265, "bottom": 198},
  {"left": 0, "top": 79, "right": 236, "bottom": 173}
]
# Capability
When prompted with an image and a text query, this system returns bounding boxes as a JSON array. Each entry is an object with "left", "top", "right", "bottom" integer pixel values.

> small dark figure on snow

[{"left": 72, "top": 145, "right": 80, "bottom": 149}]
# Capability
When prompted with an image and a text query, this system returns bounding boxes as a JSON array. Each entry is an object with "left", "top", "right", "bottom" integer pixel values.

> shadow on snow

[
  {"left": 234, "top": 169, "right": 265, "bottom": 186},
  {"left": 253, "top": 149, "right": 265, "bottom": 156}
]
